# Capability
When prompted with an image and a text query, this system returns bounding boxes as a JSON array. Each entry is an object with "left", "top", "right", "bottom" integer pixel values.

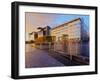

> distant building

[
  {"left": 34, "top": 32, "right": 38, "bottom": 40},
  {"left": 37, "top": 26, "right": 51, "bottom": 38},
  {"left": 35, "top": 26, "right": 55, "bottom": 50}
]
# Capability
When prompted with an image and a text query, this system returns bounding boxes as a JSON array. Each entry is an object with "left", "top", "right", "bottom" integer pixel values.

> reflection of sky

[{"left": 26, "top": 12, "right": 89, "bottom": 40}]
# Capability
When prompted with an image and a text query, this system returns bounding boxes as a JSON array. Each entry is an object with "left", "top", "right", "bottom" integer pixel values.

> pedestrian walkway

[
  {"left": 25, "top": 44, "right": 64, "bottom": 68},
  {"left": 49, "top": 51, "right": 77, "bottom": 66}
]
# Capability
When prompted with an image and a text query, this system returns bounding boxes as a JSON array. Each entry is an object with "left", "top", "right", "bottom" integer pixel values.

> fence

[{"left": 53, "top": 39, "right": 81, "bottom": 57}]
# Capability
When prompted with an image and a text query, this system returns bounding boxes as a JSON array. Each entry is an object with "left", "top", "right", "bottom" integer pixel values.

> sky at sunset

[{"left": 25, "top": 12, "right": 89, "bottom": 41}]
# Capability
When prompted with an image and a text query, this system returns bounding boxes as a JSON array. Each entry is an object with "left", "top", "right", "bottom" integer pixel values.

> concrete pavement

[{"left": 25, "top": 44, "right": 64, "bottom": 68}]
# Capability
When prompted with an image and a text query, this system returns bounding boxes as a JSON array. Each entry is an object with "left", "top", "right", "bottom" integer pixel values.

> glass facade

[{"left": 51, "top": 18, "right": 81, "bottom": 41}]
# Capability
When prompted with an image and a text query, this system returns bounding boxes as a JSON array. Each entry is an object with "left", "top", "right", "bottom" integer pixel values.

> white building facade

[
  {"left": 51, "top": 18, "right": 81, "bottom": 41},
  {"left": 51, "top": 18, "right": 82, "bottom": 56}
]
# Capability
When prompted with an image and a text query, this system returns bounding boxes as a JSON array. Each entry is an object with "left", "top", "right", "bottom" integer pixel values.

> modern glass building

[
  {"left": 50, "top": 18, "right": 82, "bottom": 57},
  {"left": 51, "top": 18, "right": 81, "bottom": 41}
]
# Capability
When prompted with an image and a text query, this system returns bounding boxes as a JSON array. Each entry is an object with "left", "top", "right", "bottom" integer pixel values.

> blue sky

[
  {"left": 52, "top": 14, "right": 89, "bottom": 33},
  {"left": 26, "top": 12, "right": 89, "bottom": 33}
]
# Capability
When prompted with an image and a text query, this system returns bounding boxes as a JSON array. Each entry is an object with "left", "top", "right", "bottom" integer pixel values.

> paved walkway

[
  {"left": 49, "top": 51, "right": 75, "bottom": 66},
  {"left": 25, "top": 44, "right": 64, "bottom": 68}
]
